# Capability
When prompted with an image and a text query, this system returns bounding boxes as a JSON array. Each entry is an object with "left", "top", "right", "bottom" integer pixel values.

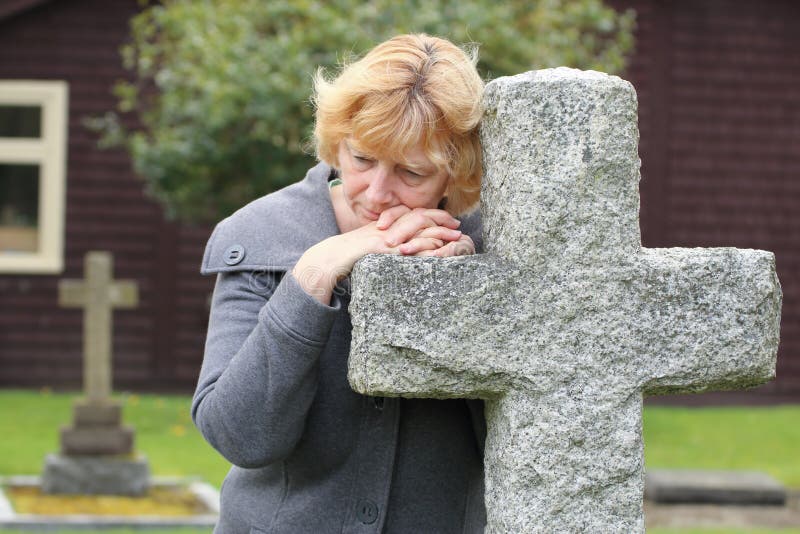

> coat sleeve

[
  {"left": 459, "top": 208, "right": 484, "bottom": 254},
  {"left": 191, "top": 268, "right": 340, "bottom": 468}
]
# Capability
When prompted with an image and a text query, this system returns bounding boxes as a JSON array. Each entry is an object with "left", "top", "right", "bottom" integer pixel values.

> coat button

[
  {"left": 223, "top": 244, "right": 245, "bottom": 265},
  {"left": 355, "top": 499, "right": 378, "bottom": 524}
]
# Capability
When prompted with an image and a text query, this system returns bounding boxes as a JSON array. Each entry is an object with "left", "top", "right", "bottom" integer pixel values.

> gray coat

[{"left": 193, "top": 162, "right": 487, "bottom": 533}]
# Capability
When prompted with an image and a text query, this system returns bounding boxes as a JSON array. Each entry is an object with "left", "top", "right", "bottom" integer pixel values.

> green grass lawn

[
  {"left": 0, "top": 389, "right": 798, "bottom": 534},
  {"left": 644, "top": 404, "right": 800, "bottom": 487},
  {"left": 0, "top": 389, "right": 230, "bottom": 489}
]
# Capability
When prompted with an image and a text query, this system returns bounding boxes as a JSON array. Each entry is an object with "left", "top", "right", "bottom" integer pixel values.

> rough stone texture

[
  {"left": 348, "top": 69, "right": 782, "bottom": 533},
  {"left": 41, "top": 454, "right": 149, "bottom": 496},
  {"left": 645, "top": 469, "right": 787, "bottom": 505}
]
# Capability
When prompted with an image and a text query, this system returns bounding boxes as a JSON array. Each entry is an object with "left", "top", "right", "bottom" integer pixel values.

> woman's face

[{"left": 336, "top": 138, "right": 450, "bottom": 230}]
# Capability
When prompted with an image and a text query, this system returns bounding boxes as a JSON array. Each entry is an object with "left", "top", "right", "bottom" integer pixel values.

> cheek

[
  {"left": 411, "top": 177, "right": 450, "bottom": 207},
  {"left": 398, "top": 188, "right": 443, "bottom": 209},
  {"left": 342, "top": 172, "right": 369, "bottom": 200}
]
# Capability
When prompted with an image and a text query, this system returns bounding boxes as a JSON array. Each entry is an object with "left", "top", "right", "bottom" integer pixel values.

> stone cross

[
  {"left": 348, "top": 69, "right": 782, "bottom": 533},
  {"left": 44, "top": 251, "right": 147, "bottom": 495},
  {"left": 51, "top": 250, "right": 140, "bottom": 460},
  {"left": 59, "top": 251, "right": 138, "bottom": 403}
]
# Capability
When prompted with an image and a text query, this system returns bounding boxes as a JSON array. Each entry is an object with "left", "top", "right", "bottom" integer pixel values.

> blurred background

[
  {"left": 0, "top": 2, "right": 798, "bottom": 532},
  {"left": 0, "top": 0, "right": 796, "bottom": 402}
]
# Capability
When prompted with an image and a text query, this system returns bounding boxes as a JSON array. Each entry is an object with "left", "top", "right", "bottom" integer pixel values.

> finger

[
  {"left": 458, "top": 234, "right": 474, "bottom": 250},
  {"left": 413, "top": 249, "right": 439, "bottom": 257},
  {"left": 418, "top": 208, "right": 461, "bottom": 229},
  {"left": 399, "top": 237, "right": 446, "bottom": 255},
  {"left": 415, "top": 226, "right": 463, "bottom": 242},
  {"left": 419, "top": 236, "right": 475, "bottom": 258},
  {"left": 445, "top": 238, "right": 475, "bottom": 257},
  {"left": 385, "top": 209, "right": 460, "bottom": 246},
  {"left": 376, "top": 205, "right": 412, "bottom": 230},
  {"left": 453, "top": 235, "right": 476, "bottom": 256}
]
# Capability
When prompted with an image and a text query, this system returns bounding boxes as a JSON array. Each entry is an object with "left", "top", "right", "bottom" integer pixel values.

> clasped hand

[
  {"left": 292, "top": 206, "right": 474, "bottom": 304},
  {"left": 371, "top": 205, "right": 474, "bottom": 258}
]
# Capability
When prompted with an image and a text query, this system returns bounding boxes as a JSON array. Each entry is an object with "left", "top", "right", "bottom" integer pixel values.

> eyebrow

[
  {"left": 401, "top": 161, "right": 435, "bottom": 174},
  {"left": 346, "top": 141, "right": 378, "bottom": 160},
  {"left": 346, "top": 139, "right": 437, "bottom": 173}
]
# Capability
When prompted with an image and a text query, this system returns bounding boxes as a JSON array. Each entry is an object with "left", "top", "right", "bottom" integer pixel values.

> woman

[{"left": 193, "top": 34, "right": 486, "bottom": 533}]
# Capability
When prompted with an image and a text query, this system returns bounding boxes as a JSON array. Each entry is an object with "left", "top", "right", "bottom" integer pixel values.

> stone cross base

[
  {"left": 645, "top": 470, "right": 787, "bottom": 505},
  {"left": 61, "top": 426, "right": 135, "bottom": 456},
  {"left": 60, "top": 400, "right": 134, "bottom": 456},
  {"left": 41, "top": 453, "right": 150, "bottom": 496},
  {"left": 42, "top": 398, "right": 150, "bottom": 496}
]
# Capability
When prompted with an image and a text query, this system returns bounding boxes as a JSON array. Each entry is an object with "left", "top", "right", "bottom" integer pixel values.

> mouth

[{"left": 361, "top": 207, "right": 381, "bottom": 221}]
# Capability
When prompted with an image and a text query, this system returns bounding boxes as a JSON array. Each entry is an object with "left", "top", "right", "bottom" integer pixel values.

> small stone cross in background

[
  {"left": 348, "top": 69, "right": 782, "bottom": 533},
  {"left": 42, "top": 251, "right": 148, "bottom": 495},
  {"left": 59, "top": 250, "right": 138, "bottom": 404}
]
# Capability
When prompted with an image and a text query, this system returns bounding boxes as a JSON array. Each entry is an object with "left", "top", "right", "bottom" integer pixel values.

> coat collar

[{"left": 201, "top": 162, "right": 341, "bottom": 274}]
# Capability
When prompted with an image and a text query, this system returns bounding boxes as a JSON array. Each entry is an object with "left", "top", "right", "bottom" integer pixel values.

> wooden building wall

[
  {"left": 611, "top": 0, "right": 800, "bottom": 401},
  {"left": 0, "top": 0, "right": 798, "bottom": 401},
  {"left": 0, "top": 0, "right": 215, "bottom": 392}
]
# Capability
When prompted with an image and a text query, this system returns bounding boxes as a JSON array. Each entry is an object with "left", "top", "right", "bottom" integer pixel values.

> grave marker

[
  {"left": 42, "top": 251, "right": 148, "bottom": 495},
  {"left": 348, "top": 69, "right": 782, "bottom": 533},
  {"left": 59, "top": 251, "right": 138, "bottom": 404}
]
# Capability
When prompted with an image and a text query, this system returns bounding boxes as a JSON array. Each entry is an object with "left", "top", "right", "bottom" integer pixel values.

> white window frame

[{"left": 0, "top": 80, "right": 68, "bottom": 274}]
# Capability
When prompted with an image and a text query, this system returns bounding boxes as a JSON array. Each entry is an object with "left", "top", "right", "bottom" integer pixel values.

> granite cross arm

[{"left": 347, "top": 69, "right": 782, "bottom": 534}]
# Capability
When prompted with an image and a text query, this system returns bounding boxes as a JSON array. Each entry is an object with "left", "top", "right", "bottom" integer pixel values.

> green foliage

[{"left": 94, "top": 0, "right": 635, "bottom": 223}]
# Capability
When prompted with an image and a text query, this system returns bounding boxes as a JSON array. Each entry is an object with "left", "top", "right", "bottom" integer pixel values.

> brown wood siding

[
  {"left": 0, "top": 0, "right": 214, "bottom": 392},
  {"left": 610, "top": 0, "right": 800, "bottom": 401},
  {"left": 665, "top": 1, "right": 800, "bottom": 399},
  {"left": 0, "top": 0, "right": 798, "bottom": 403}
]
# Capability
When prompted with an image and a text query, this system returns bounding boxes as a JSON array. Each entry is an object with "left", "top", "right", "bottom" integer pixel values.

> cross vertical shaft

[{"left": 84, "top": 252, "right": 113, "bottom": 401}]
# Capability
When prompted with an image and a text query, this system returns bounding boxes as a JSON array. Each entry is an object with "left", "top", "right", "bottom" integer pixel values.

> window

[{"left": 0, "top": 81, "right": 68, "bottom": 273}]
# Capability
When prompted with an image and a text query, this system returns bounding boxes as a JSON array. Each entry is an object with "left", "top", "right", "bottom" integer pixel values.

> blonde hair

[{"left": 313, "top": 34, "right": 484, "bottom": 215}]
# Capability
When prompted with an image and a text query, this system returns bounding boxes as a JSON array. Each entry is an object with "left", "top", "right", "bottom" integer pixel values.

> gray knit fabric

[{"left": 193, "top": 162, "right": 486, "bottom": 533}]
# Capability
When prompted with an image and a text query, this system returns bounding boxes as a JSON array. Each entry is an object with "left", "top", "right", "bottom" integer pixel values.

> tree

[{"left": 95, "top": 0, "right": 635, "bottom": 223}]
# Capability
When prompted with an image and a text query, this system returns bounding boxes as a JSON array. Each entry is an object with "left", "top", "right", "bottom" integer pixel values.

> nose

[{"left": 365, "top": 166, "right": 394, "bottom": 206}]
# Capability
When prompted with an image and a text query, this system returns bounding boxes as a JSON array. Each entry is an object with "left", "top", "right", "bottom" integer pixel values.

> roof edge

[{"left": 0, "top": 0, "right": 55, "bottom": 24}]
